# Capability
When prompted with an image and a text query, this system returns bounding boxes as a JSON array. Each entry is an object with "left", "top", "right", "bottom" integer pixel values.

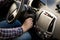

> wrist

[{"left": 21, "top": 25, "right": 28, "bottom": 32}]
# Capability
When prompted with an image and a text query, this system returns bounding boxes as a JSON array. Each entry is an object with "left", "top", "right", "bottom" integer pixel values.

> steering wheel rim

[{"left": 6, "top": 0, "right": 24, "bottom": 23}]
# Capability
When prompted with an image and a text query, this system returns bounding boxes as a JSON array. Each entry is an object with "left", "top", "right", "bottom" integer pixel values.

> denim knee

[{"left": 0, "top": 20, "right": 21, "bottom": 28}]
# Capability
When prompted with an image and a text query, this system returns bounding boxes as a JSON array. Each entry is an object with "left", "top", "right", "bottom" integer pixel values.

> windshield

[
  {"left": 47, "top": 0, "right": 56, "bottom": 6},
  {"left": 40, "top": 0, "right": 47, "bottom": 5}
]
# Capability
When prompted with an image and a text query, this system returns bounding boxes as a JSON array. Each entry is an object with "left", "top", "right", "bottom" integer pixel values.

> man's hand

[{"left": 22, "top": 18, "right": 33, "bottom": 32}]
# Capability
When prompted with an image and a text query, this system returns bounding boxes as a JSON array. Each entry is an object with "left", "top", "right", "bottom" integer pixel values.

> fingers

[
  {"left": 22, "top": 18, "right": 33, "bottom": 32},
  {"left": 25, "top": 18, "right": 33, "bottom": 22}
]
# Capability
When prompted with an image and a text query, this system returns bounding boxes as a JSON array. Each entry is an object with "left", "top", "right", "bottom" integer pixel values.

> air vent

[{"left": 47, "top": 18, "right": 55, "bottom": 32}]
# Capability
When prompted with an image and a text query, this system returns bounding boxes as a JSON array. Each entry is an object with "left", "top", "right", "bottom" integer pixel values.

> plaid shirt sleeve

[{"left": 0, "top": 27, "right": 23, "bottom": 39}]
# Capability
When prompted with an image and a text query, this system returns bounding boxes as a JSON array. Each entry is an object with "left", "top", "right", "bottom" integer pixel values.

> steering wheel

[{"left": 6, "top": 0, "right": 24, "bottom": 23}]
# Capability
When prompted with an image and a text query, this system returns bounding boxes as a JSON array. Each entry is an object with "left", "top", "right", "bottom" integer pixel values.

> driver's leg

[
  {"left": 13, "top": 32, "right": 31, "bottom": 40},
  {"left": 0, "top": 20, "right": 21, "bottom": 28},
  {"left": 0, "top": 20, "right": 31, "bottom": 40}
]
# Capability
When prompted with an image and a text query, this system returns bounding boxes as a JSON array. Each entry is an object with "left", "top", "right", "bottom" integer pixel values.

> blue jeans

[{"left": 0, "top": 20, "right": 31, "bottom": 40}]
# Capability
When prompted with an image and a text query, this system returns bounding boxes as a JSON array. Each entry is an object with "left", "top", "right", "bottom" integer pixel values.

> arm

[
  {"left": 0, "top": 18, "right": 33, "bottom": 39},
  {"left": 0, "top": 27, "right": 23, "bottom": 39}
]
